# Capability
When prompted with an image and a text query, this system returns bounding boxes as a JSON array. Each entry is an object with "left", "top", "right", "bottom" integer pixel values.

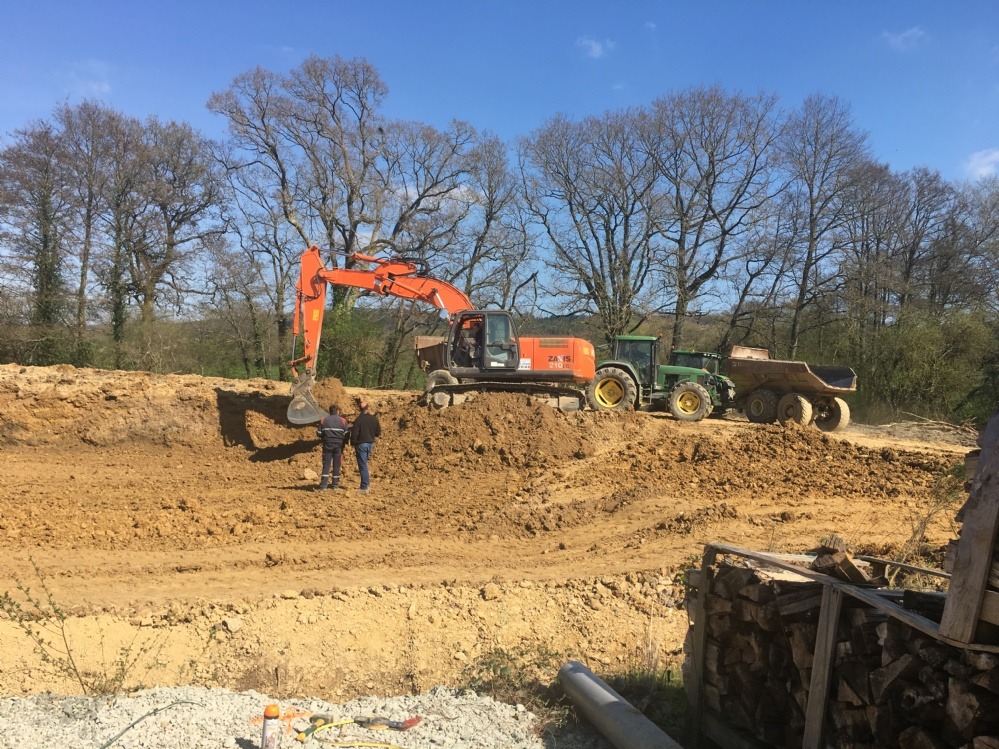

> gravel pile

[{"left": 0, "top": 686, "right": 614, "bottom": 749}]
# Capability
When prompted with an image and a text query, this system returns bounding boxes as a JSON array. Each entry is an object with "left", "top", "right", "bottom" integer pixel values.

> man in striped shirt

[{"left": 316, "top": 404, "right": 350, "bottom": 490}]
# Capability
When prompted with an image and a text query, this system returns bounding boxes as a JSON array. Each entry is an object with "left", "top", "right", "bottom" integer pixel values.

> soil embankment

[{"left": 0, "top": 363, "right": 970, "bottom": 699}]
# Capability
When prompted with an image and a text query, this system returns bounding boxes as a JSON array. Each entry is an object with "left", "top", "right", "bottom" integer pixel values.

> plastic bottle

[{"left": 261, "top": 703, "right": 282, "bottom": 749}]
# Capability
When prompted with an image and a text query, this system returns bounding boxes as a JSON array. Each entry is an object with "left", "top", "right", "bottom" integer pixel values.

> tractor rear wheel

[
  {"left": 745, "top": 389, "right": 779, "bottom": 424},
  {"left": 777, "top": 393, "right": 813, "bottom": 426},
  {"left": 669, "top": 382, "right": 712, "bottom": 422},
  {"left": 814, "top": 397, "right": 850, "bottom": 432},
  {"left": 586, "top": 368, "right": 638, "bottom": 411}
]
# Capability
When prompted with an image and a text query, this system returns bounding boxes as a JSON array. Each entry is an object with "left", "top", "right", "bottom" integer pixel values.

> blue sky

[{"left": 2, "top": 1, "right": 998, "bottom": 181}]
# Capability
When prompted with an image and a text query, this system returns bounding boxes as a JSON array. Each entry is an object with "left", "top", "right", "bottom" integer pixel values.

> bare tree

[
  {"left": 454, "top": 131, "right": 537, "bottom": 311},
  {"left": 130, "top": 117, "right": 223, "bottom": 365},
  {"left": 204, "top": 240, "right": 272, "bottom": 377},
  {"left": 717, "top": 193, "right": 798, "bottom": 353},
  {"left": 519, "top": 109, "right": 659, "bottom": 344},
  {"left": 55, "top": 101, "right": 119, "bottom": 363},
  {"left": 211, "top": 56, "right": 522, "bottom": 386},
  {"left": 641, "top": 86, "right": 784, "bottom": 349},
  {"left": 214, "top": 140, "right": 302, "bottom": 380},
  {"left": 894, "top": 167, "right": 956, "bottom": 312},
  {"left": 924, "top": 178, "right": 999, "bottom": 310},
  {"left": 95, "top": 114, "right": 148, "bottom": 369},
  {"left": 779, "top": 94, "right": 869, "bottom": 358}
]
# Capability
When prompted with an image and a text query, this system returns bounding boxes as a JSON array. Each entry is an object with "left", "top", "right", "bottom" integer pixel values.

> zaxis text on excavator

[{"left": 287, "top": 246, "right": 597, "bottom": 423}]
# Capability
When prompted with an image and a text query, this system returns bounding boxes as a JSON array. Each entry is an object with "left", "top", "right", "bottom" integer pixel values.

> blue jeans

[{"left": 354, "top": 442, "right": 374, "bottom": 489}]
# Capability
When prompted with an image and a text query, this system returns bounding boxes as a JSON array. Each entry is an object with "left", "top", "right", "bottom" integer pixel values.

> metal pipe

[{"left": 558, "top": 660, "right": 684, "bottom": 749}]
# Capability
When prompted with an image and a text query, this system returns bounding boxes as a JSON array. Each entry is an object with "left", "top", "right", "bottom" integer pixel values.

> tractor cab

[
  {"left": 669, "top": 349, "right": 723, "bottom": 376},
  {"left": 614, "top": 336, "right": 658, "bottom": 387}
]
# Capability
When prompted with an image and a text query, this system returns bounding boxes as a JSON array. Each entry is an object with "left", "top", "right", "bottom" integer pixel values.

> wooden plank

[
  {"left": 689, "top": 545, "right": 717, "bottom": 749},
  {"left": 941, "top": 442, "right": 999, "bottom": 643},
  {"left": 833, "top": 552, "right": 872, "bottom": 584},
  {"left": 802, "top": 585, "right": 843, "bottom": 749},
  {"left": 856, "top": 555, "right": 951, "bottom": 580}
]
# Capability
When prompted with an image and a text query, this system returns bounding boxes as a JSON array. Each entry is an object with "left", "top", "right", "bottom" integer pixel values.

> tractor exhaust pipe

[{"left": 558, "top": 660, "right": 684, "bottom": 749}]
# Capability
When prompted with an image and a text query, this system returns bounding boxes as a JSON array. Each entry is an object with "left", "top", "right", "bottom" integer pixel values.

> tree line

[{"left": 1, "top": 55, "right": 997, "bottom": 422}]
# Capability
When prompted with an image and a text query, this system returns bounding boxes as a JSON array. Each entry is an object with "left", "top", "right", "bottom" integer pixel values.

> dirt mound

[
  {"left": 0, "top": 364, "right": 289, "bottom": 448},
  {"left": 310, "top": 377, "right": 350, "bottom": 412}
]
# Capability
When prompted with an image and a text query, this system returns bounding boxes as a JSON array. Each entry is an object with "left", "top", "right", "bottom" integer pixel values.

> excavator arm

[{"left": 288, "top": 245, "right": 473, "bottom": 424}]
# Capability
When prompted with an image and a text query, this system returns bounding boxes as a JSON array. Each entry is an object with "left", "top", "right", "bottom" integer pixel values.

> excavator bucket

[{"left": 287, "top": 372, "right": 326, "bottom": 425}]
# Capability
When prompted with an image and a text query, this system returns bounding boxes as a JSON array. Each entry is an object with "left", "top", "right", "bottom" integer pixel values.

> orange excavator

[{"left": 287, "top": 246, "right": 597, "bottom": 423}]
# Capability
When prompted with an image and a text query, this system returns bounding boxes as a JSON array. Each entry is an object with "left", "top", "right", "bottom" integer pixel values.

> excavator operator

[{"left": 455, "top": 319, "right": 484, "bottom": 366}]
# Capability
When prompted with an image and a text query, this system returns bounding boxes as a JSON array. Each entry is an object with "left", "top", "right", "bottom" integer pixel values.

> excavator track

[{"left": 423, "top": 381, "right": 586, "bottom": 411}]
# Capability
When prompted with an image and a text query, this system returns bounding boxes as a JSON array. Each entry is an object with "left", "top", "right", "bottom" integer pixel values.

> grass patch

[
  {"left": 460, "top": 644, "right": 570, "bottom": 736},
  {"left": 458, "top": 625, "right": 690, "bottom": 745},
  {"left": 0, "top": 557, "right": 164, "bottom": 696}
]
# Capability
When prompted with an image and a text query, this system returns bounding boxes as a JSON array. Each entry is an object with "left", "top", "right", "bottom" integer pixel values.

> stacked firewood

[{"left": 691, "top": 563, "right": 999, "bottom": 748}]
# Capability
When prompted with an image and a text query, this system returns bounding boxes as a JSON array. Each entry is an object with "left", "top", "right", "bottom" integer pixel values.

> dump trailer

[{"left": 727, "top": 345, "right": 857, "bottom": 431}]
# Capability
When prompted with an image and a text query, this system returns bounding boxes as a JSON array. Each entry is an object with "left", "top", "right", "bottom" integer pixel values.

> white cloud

[
  {"left": 965, "top": 149, "right": 999, "bottom": 178},
  {"left": 882, "top": 27, "right": 925, "bottom": 52},
  {"left": 645, "top": 21, "right": 657, "bottom": 32},
  {"left": 66, "top": 59, "right": 111, "bottom": 97},
  {"left": 576, "top": 36, "right": 616, "bottom": 59}
]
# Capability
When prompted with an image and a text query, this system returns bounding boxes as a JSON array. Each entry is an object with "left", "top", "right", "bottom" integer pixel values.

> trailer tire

[
  {"left": 586, "top": 367, "right": 637, "bottom": 411},
  {"left": 777, "top": 393, "right": 813, "bottom": 426},
  {"left": 815, "top": 397, "right": 850, "bottom": 432},
  {"left": 745, "top": 389, "right": 779, "bottom": 424},
  {"left": 669, "top": 382, "right": 712, "bottom": 422}
]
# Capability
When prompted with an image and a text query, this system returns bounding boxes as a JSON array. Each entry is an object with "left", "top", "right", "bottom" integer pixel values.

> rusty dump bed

[{"left": 727, "top": 345, "right": 857, "bottom": 398}]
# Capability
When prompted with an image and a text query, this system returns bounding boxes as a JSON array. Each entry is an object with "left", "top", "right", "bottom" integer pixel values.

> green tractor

[{"left": 586, "top": 335, "right": 737, "bottom": 421}]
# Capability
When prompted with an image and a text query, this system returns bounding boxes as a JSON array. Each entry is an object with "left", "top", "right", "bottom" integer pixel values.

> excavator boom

[{"left": 288, "top": 246, "right": 473, "bottom": 424}]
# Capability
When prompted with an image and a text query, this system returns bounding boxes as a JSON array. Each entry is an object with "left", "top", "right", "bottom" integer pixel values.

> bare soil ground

[{"left": 0, "top": 363, "right": 974, "bottom": 702}]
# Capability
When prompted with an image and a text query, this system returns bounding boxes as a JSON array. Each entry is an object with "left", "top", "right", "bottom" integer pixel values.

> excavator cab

[{"left": 448, "top": 311, "right": 519, "bottom": 372}]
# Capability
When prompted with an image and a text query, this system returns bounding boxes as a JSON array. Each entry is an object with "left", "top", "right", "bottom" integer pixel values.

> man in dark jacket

[
  {"left": 350, "top": 400, "right": 381, "bottom": 493},
  {"left": 316, "top": 404, "right": 350, "bottom": 490}
]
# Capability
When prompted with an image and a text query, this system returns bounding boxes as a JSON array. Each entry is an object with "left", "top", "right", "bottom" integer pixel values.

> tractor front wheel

[
  {"left": 745, "top": 389, "right": 779, "bottom": 424},
  {"left": 669, "top": 382, "right": 712, "bottom": 422},
  {"left": 586, "top": 368, "right": 638, "bottom": 411}
]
